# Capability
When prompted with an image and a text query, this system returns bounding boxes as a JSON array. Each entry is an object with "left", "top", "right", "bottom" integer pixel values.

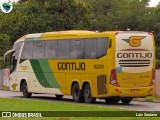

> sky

[
  {"left": 0, "top": 0, "right": 160, "bottom": 7},
  {"left": 149, "top": 0, "right": 160, "bottom": 7}
]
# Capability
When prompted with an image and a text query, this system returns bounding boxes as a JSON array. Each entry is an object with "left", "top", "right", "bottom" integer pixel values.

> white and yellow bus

[{"left": 4, "top": 30, "right": 155, "bottom": 104}]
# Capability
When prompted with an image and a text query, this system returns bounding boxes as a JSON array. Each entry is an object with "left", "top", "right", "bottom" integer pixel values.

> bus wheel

[
  {"left": 72, "top": 83, "right": 84, "bottom": 102},
  {"left": 22, "top": 81, "right": 32, "bottom": 98},
  {"left": 105, "top": 97, "right": 120, "bottom": 104},
  {"left": 84, "top": 84, "right": 96, "bottom": 103},
  {"left": 121, "top": 98, "right": 133, "bottom": 104},
  {"left": 55, "top": 95, "right": 63, "bottom": 99}
]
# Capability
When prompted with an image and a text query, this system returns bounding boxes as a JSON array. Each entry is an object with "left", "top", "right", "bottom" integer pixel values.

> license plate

[{"left": 131, "top": 89, "right": 139, "bottom": 93}]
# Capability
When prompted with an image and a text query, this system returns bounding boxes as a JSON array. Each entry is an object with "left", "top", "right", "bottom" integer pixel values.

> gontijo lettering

[
  {"left": 58, "top": 62, "right": 85, "bottom": 70},
  {"left": 117, "top": 53, "right": 152, "bottom": 58}
]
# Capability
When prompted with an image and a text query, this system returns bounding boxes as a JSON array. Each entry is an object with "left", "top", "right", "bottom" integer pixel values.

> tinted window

[
  {"left": 21, "top": 41, "right": 33, "bottom": 59},
  {"left": 57, "top": 40, "right": 71, "bottom": 58},
  {"left": 33, "top": 41, "right": 45, "bottom": 59},
  {"left": 84, "top": 39, "right": 97, "bottom": 59},
  {"left": 20, "top": 38, "right": 108, "bottom": 60},
  {"left": 45, "top": 40, "right": 57, "bottom": 59},
  {"left": 13, "top": 42, "right": 23, "bottom": 60},
  {"left": 97, "top": 38, "right": 108, "bottom": 58},
  {"left": 71, "top": 40, "right": 84, "bottom": 58}
]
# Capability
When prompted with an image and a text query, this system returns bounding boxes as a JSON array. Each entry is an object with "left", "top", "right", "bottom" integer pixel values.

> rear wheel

[
  {"left": 121, "top": 98, "right": 133, "bottom": 104},
  {"left": 84, "top": 84, "right": 96, "bottom": 103},
  {"left": 55, "top": 95, "right": 63, "bottom": 99},
  {"left": 105, "top": 97, "right": 120, "bottom": 104},
  {"left": 72, "top": 83, "right": 84, "bottom": 102},
  {"left": 22, "top": 81, "right": 32, "bottom": 98}
]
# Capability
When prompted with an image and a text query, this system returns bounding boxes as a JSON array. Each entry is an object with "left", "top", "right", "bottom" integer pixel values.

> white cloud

[{"left": 149, "top": 0, "right": 160, "bottom": 7}]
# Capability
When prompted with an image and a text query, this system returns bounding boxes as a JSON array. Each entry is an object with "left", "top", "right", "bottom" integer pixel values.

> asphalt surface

[{"left": 0, "top": 90, "right": 160, "bottom": 111}]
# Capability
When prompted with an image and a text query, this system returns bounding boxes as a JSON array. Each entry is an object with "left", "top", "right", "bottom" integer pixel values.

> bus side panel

[
  {"left": 53, "top": 73, "right": 67, "bottom": 94},
  {"left": 17, "top": 60, "right": 62, "bottom": 94},
  {"left": 107, "top": 51, "right": 116, "bottom": 96},
  {"left": 10, "top": 72, "right": 20, "bottom": 91},
  {"left": 63, "top": 74, "right": 80, "bottom": 95}
]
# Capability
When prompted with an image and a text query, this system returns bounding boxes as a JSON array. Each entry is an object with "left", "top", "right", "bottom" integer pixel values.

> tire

[
  {"left": 105, "top": 97, "right": 120, "bottom": 104},
  {"left": 22, "top": 81, "right": 32, "bottom": 98},
  {"left": 55, "top": 95, "right": 63, "bottom": 99},
  {"left": 83, "top": 84, "right": 96, "bottom": 103},
  {"left": 72, "top": 83, "right": 84, "bottom": 102},
  {"left": 121, "top": 98, "right": 133, "bottom": 104}
]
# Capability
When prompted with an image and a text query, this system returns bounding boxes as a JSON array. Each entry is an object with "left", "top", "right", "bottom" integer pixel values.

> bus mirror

[
  {"left": 4, "top": 55, "right": 10, "bottom": 63},
  {"left": 4, "top": 49, "right": 16, "bottom": 63}
]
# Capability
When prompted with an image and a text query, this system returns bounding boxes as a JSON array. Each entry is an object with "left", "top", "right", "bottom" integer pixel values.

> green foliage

[
  {"left": 0, "top": 0, "right": 90, "bottom": 43},
  {"left": 156, "top": 59, "right": 160, "bottom": 69},
  {"left": 0, "top": 98, "right": 122, "bottom": 111},
  {"left": 0, "top": 34, "right": 11, "bottom": 69},
  {"left": 88, "top": 0, "right": 151, "bottom": 31},
  {"left": 0, "top": 0, "right": 91, "bottom": 68}
]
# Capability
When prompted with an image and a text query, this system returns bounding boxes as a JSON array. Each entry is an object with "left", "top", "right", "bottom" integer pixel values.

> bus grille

[
  {"left": 119, "top": 60, "right": 150, "bottom": 67},
  {"left": 97, "top": 75, "right": 107, "bottom": 95}
]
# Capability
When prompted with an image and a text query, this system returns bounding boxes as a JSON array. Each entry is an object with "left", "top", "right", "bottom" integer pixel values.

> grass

[
  {"left": 144, "top": 96, "right": 158, "bottom": 102},
  {"left": 0, "top": 98, "right": 121, "bottom": 111},
  {"left": 134, "top": 96, "right": 160, "bottom": 102},
  {"left": 146, "top": 96, "right": 160, "bottom": 100},
  {"left": 0, "top": 98, "right": 159, "bottom": 120}
]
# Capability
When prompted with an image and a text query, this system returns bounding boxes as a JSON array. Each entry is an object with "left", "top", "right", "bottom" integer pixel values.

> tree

[
  {"left": 0, "top": 0, "right": 91, "bottom": 43},
  {"left": 0, "top": 0, "right": 91, "bottom": 68},
  {"left": 88, "top": 0, "right": 151, "bottom": 31},
  {"left": 0, "top": 34, "right": 11, "bottom": 68},
  {"left": 152, "top": 5, "right": 160, "bottom": 51}
]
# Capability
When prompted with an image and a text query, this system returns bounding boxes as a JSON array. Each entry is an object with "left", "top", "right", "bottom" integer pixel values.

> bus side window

[
  {"left": 10, "top": 42, "right": 23, "bottom": 73},
  {"left": 84, "top": 39, "right": 97, "bottom": 59},
  {"left": 20, "top": 41, "right": 33, "bottom": 63},
  {"left": 71, "top": 40, "right": 84, "bottom": 59},
  {"left": 33, "top": 41, "right": 45, "bottom": 59},
  {"left": 96, "top": 38, "right": 109, "bottom": 58},
  {"left": 57, "top": 40, "right": 71, "bottom": 59},
  {"left": 45, "top": 40, "right": 57, "bottom": 59}
]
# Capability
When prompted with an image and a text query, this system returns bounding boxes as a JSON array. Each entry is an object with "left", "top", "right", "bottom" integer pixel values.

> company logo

[
  {"left": 122, "top": 36, "right": 146, "bottom": 47},
  {"left": 0, "top": 0, "right": 13, "bottom": 13}
]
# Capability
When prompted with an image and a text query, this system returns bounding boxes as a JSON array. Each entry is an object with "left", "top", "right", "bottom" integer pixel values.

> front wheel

[
  {"left": 121, "top": 98, "right": 133, "bottom": 104},
  {"left": 84, "top": 84, "right": 96, "bottom": 103},
  {"left": 22, "top": 81, "right": 32, "bottom": 98}
]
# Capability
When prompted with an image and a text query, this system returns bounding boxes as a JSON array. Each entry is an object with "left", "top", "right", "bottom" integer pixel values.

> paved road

[{"left": 0, "top": 90, "right": 160, "bottom": 111}]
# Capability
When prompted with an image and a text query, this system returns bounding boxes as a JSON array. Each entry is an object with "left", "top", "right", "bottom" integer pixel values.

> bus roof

[
  {"left": 15, "top": 30, "right": 106, "bottom": 43},
  {"left": 44, "top": 30, "right": 96, "bottom": 34},
  {"left": 15, "top": 30, "right": 152, "bottom": 44},
  {"left": 103, "top": 31, "right": 151, "bottom": 34}
]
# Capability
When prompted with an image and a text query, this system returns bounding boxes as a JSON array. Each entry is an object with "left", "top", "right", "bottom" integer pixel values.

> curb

[{"left": 133, "top": 98, "right": 160, "bottom": 103}]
